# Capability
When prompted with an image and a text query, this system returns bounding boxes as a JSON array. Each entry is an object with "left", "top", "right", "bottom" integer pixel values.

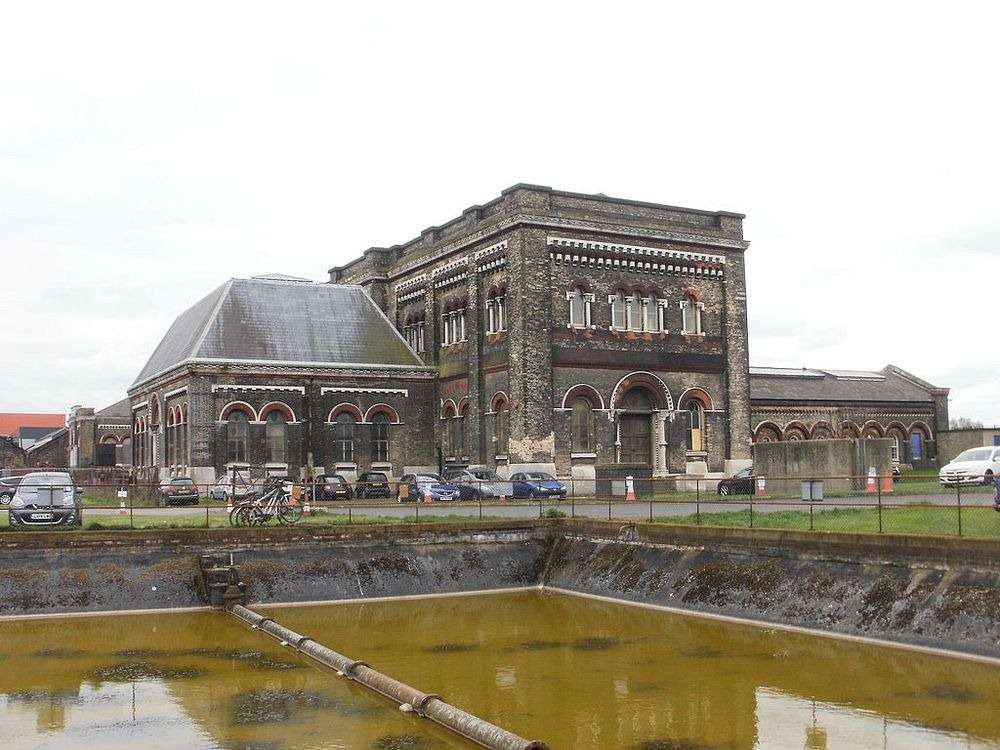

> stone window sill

[{"left": 571, "top": 452, "right": 597, "bottom": 459}]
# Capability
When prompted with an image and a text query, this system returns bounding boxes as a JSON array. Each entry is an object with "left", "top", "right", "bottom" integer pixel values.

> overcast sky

[{"left": 2, "top": 2, "right": 998, "bottom": 424}]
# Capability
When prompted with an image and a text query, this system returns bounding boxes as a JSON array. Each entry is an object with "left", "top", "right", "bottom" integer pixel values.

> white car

[{"left": 939, "top": 446, "right": 1000, "bottom": 486}]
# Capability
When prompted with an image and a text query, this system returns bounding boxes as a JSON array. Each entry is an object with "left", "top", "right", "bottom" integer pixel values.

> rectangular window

[
  {"left": 611, "top": 295, "right": 626, "bottom": 329},
  {"left": 442, "top": 314, "right": 450, "bottom": 346},
  {"left": 417, "top": 322, "right": 425, "bottom": 352},
  {"left": 569, "top": 292, "right": 586, "bottom": 326},
  {"left": 682, "top": 302, "right": 703, "bottom": 334},
  {"left": 643, "top": 298, "right": 659, "bottom": 332}
]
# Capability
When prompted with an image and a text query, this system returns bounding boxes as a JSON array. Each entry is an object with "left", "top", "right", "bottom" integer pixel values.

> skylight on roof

[{"left": 748, "top": 367, "right": 825, "bottom": 378}]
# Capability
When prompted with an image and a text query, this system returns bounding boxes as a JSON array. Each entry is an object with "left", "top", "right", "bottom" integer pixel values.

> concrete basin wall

[{"left": 1, "top": 519, "right": 998, "bottom": 659}]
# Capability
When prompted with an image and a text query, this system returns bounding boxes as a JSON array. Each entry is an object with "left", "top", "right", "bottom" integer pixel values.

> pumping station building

[{"left": 126, "top": 184, "right": 949, "bottom": 484}]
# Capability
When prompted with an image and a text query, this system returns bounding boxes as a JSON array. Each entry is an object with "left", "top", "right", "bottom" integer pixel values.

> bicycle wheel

[
  {"left": 246, "top": 506, "right": 267, "bottom": 526},
  {"left": 229, "top": 502, "right": 248, "bottom": 526},
  {"left": 278, "top": 500, "right": 303, "bottom": 525}
]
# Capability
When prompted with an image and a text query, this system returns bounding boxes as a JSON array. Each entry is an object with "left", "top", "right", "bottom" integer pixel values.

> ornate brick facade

[{"left": 331, "top": 184, "right": 753, "bottom": 480}]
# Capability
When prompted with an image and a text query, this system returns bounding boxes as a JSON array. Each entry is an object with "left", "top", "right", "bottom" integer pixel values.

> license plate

[{"left": 30, "top": 513, "right": 54, "bottom": 520}]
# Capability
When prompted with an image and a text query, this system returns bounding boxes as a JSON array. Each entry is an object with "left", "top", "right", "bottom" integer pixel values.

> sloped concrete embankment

[
  {"left": 0, "top": 522, "right": 547, "bottom": 616},
  {"left": 542, "top": 521, "right": 1000, "bottom": 659},
  {"left": 2, "top": 520, "right": 999, "bottom": 660}
]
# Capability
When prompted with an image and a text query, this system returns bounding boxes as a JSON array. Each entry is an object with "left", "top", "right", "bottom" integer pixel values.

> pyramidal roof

[{"left": 132, "top": 278, "right": 424, "bottom": 389}]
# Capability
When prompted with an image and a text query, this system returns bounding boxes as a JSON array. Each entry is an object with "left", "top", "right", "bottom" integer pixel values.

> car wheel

[
  {"left": 986, "top": 470, "right": 995, "bottom": 487},
  {"left": 0, "top": 494, "right": 10, "bottom": 506},
  {"left": 719, "top": 484, "right": 730, "bottom": 496}
]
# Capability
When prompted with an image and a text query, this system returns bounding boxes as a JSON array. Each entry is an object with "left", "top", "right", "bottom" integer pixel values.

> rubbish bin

[{"left": 800, "top": 480, "right": 824, "bottom": 501}]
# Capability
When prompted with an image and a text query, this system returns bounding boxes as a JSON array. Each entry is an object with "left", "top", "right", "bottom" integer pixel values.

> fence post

[
  {"left": 877, "top": 474, "right": 883, "bottom": 534},
  {"left": 696, "top": 478, "right": 701, "bottom": 526},
  {"left": 129, "top": 488, "right": 134, "bottom": 530},
  {"left": 571, "top": 491, "right": 575, "bottom": 519},
  {"left": 608, "top": 488, "right": 612, "bottom": 521},
  {"left": 749, "top": 491, "right": 754, "bottom": 528},
  {"left": 809, "top": 499, "right": 814, "bottom": 531},
  {"left": 415, "top": 495, "right": 419, "bottom": 523},
  {"left": 956, "top": 481, "right": 963, "bottom": 537},
  {"left": 478, "top": 494, "right": 482, "bottom": 521},
  {"left": 649, "top": 486, "right": 653, "bottom": 523}
]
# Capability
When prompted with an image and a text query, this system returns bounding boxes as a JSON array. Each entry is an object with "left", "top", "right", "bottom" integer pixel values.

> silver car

[
  {"left": 7, "top": 471, "right": 80, "bottom": 527},
  {"left": 445, "top": 467, "right": 514, "bottom": 500}
]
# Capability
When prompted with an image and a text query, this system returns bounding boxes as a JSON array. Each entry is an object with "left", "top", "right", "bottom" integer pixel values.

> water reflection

[{"left": 0, "top": 592, "right": 998, "bottom": 749}]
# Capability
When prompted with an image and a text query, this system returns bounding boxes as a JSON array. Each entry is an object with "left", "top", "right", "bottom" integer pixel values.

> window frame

[{"left": 333, "top": 412, "right": 356, "bottom": 464}]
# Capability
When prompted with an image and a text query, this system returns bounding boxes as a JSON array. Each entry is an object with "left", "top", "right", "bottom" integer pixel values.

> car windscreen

[
  {"left": 172, "top": 478, "right": 194, "bottom": 485},
  {"left": 20, "top": 474, "right": 72, "bottom": 488},
  {"left": 415, "top": 475, "right": 441, "bottom": 483},
  {"left": 956, "top": 449, "right": 991, "bottom": 462},
  {"left": 525, "top": 473, "right": 554, "bottom": 481},
  {"left": 365, "top": 473, "right": 388, "bottom": 481},
  {"left": 735, "top": 468, "right": 752, "bottom": 478},
  {"left": 470, "top": 470, "right": 499, "bottom": 480}
]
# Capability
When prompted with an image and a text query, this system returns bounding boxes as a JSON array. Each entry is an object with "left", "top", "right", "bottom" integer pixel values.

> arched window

[
  {"left": 227, "top": 411, "right": 248, "bottom": 463},
  {"left": 166, "top": 410, "right": 175, "bottom": 466},
  {"left": 687, "top": 401, "right": 705, "bottom": 452},
  {"left": 372, "top": 413, "right": 390, "bottom": 463},
  {"left": 910, "top": 430, "right": 924, "bottom": 461},
  {"left": 570, "top": 397, "right": 593, "bottom": 453},
  {"left": 265, "top": 411, "right": 287, "bottom": 464},
  {"left": 641, "top": 295, "right": 663, "bottom": 333},
  {"left": 333, "top": 412, "right": 356, "bottom": 463},
  {"left": 494, "top": 400, "right": 509, "bottom": 456}
]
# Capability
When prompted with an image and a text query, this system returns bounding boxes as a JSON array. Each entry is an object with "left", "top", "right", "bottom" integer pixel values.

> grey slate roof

[
  {"left": 133, "top": 278, "right": 423, "bottom": 388},
  {"left": 749, "top": 366, "right": 937, "bottom": 403},
  {"left": 96, "top": 398, "right": 132, "bottom": 420}
]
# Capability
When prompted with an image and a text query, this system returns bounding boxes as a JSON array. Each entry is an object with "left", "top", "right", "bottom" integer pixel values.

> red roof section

[{"left": 0, "top": 413, "right": 65, "bottom": 437}]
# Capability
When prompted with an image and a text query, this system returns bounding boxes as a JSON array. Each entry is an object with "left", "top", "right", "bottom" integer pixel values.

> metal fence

[{"left": 1, "top": 471, "right": 997, "bottom": 539}]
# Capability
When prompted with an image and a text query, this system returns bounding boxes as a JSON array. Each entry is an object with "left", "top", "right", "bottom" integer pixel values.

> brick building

[
  {"left": 67, "top": 400, "right": 132, "bottom": 468},
  {"left": 127, "top": 276, "right": 436, "bottom": 485},
  {"left": 127, "top": 185, "right": 952, "bottom": 485},
  {"left": 749, "top": 365, "right": 949, "bottom": 468},
  {"left": 330, "top": 184, "right": 753, "bottom": 484}
]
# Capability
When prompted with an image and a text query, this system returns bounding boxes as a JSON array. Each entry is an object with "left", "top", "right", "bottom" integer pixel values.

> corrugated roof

[
  {"left": 132, "top": 278, "right": 424, "bottom": 388},
  {"left": 750, "top": 365, "right": 935, "bottom": 403}
]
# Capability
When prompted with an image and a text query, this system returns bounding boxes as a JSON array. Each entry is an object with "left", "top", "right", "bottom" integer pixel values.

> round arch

[
  {"left": 365, "top": 403, "right": 401, "bottom": 424},
  {"left": 810, "top": 421, "right": 835, "bottom": 440},
  {"left": 150, "top": 395, "right": 161, "bottom": 427},
  {"left": 560, "top": 384, "right": 605, "bottom": 410},
  {"left": 840, "top": 421, "right": 861, "bottom": 439},
  {"left": 327, "top": 403, "right": 363, "bottom": 423},
  {"left": 440, "top": 399, "right": 458, "bottom": 420},
  {"left": 100, "top": 434, "right": 121, "bottom": 445},
  {"left": 753, "top": 421, "right": 783, "bottom": 442},
  {"left": 783, "top": 422, "right": 810, "bottom": 441},
  {"left": 219, "top": 401, "right": 257, "bottom": 422},
  {"left": 860, "top": 421, "right": 885, "bottom": 439},
  {"left": 908, "top": 420, "right": 932, "bottom": 440},
  {"left": 259, "top": 401, "right": 296, "bottom": 422},
  {"left": 455, "top": 397, "right": 469, "bottom": 416},
  {"left": 609, "top": 371, "right": 674, "bottom": 412},
  {"left": 489, "top": 391, "right": 509, "bottom": 413},
  {"left": 677, "top": 387, "right": 714, "bottom": 411}
]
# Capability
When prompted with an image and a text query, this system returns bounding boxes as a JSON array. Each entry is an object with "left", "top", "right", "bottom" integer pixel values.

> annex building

[{"left": 124, "top": 184, "right": 949, "bottom": 484}]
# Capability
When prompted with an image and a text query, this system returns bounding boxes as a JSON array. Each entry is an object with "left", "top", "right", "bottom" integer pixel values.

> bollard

[{"left": 625, "top": 475, "right": 636, "bottom": 503}]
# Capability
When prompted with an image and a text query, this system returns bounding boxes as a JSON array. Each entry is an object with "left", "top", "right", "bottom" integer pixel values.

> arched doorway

[{"left": 619, "top": 387, "right": 655, "bottom": 465}]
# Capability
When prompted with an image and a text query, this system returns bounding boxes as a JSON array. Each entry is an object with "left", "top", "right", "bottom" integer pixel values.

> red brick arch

[
  {"left": 364, "top": 403, "right": 401, "bottom": 424},
  {"left": 753, "top": 421, "right": 782, "bottom": 442},
  {"left": 219, "top": 401, "right": 257, "bottom": 422},
  {"left": 327, "top": 403, "right": 362, "bottom": 423},
  {"left": 259, "top": 401, "right": 296, "bottom": 422},
  {"left": 783, "top": 422, "right": 810, "bottom": 441}
]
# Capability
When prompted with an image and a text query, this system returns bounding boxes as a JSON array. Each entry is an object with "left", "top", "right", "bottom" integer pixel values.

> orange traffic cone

[
  {"left": 880, "top": 473, "right": 894, "bottom": 494},
  {"left": 625, "top": 475, "right": 636, "bottom": 503},
  {"left": 866, "top": 467, "right": 878, "bottom": 494}
]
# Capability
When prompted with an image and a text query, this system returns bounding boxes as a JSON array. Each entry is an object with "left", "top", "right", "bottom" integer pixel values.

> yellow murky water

[{"left": 1, "top": 591, "right": 999, "bottom": 749}]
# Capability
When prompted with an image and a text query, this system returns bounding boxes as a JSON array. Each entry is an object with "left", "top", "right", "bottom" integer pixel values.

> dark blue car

[
  {"left": 509, "top": 472, "right": 567, "bottom": 500},
  {"left": 397, "top": 473, "right": 461, "bottom": 502}
]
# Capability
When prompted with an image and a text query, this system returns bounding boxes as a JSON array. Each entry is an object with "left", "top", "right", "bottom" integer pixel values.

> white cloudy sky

[{"left": 2, "top": 1, "right": 998, "bottom": 423}]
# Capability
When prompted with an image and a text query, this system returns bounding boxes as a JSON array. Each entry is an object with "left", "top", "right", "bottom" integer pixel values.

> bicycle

[{"left": 229, "top": 479, "right": 303, "bottom": 526}]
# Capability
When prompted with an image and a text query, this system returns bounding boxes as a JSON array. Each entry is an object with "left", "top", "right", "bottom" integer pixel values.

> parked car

[
  {"left": 356, "top": 471, "right": 391, "bottom": 499},
  {"left": 0, "top": 476, "right": 23, "bottom": 505},
  {"left": 312, "top": 473, "right": 353, "bottom": 501},
  {"left": 397, "top": 473, "right": 461, "bottom": 502},
  {"left": 939, "top": 447, "right": 1000, "bottom": 486},
  {"left": 509, "top": 472, "right": 567, "bottom": 500},
  {"left": 445, "top": 467, "right": 514, "bottom": 500},
  {"left": 208, "top": 475, "right": 256, "bottom": 501},
  {"left": 156, "top": 477, "right": 200, "bottom": 506},
  {"left": 717, "top": 466, "right": 754, "bottom": 496},
  {"left": 7, "top": 471, "right": 80, "bottom": 527}
]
